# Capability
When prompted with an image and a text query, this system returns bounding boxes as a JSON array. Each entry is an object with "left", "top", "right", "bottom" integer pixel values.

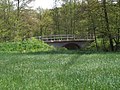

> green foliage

[
  {"left": 86, "top": 39, "right": 110, "bottom": 51},
  {"left": 0, "top": 0, "right": 120, "bottom": 51},
  {"left": 0, "top": 38, "right": 54, "bottom": 53}
]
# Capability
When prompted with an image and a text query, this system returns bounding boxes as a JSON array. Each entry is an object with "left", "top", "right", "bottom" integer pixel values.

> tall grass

[{"left": 0, "top": 52, "right": 120, "bottom": 90}]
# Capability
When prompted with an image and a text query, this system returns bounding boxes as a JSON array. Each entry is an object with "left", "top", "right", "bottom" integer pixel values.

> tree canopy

[{"left": 0, "top": 0, "right": 120, "bottom": 51}]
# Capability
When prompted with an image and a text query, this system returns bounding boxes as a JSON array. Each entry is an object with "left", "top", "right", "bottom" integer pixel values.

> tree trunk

[
  {"left": 17, "top": 0, "right": 20, "bottom": 18},
  {"left": 102, "top": 0, "right": 114, "bottom": 51}
]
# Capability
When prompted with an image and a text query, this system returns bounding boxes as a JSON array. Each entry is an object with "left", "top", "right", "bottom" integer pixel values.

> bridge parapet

[{"left": 37, "top": 34, "right": 94, "bottom": 42}]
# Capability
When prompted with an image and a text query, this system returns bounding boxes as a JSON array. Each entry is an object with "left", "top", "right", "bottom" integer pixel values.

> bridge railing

[{"left": 36, "top": 34, "right": 95, "bottom": 42}]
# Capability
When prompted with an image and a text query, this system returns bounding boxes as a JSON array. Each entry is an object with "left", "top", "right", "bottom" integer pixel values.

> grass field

[{"left": 0, "top": 51, "right": 120, "bottom": 90}]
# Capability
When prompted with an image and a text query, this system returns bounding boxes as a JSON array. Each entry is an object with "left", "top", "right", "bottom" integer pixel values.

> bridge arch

[{"left": 62, "top": 43, "right": 80, "bottom": 50}]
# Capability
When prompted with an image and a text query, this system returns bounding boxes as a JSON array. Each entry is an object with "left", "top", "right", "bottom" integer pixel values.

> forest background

[{"left": 0, "top": 0, "right": 120, "bottom": 51}]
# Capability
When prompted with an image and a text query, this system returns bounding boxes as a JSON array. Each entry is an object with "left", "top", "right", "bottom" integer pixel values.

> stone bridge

[
  {"left": 45, "top": 39, "right": 94, "bottom": 49},
  {"left": 37, "top": 34, "right": 94, "bottom": 49}
]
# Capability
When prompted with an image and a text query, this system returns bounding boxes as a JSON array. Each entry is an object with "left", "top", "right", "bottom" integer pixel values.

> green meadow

[{"left": 0, "top": 51, "right": 120, "bottom": 90}]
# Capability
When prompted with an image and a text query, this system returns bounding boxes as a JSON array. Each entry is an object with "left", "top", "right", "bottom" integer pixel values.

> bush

[
  {"left": 85, "top": 39, "right": 110, "bottom": 51},
  {"left": 0, "top": 38, "right": 54, "bottom": 53}
]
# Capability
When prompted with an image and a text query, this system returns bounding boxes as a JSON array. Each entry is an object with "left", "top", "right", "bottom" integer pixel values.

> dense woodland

[{"left": 0, "top": 0, "right": 120, "bottom": 51}]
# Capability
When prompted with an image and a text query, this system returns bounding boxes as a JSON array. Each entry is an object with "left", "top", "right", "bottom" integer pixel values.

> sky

[{"left": 31, "top": 0, "right": 54, "bottom": 9}]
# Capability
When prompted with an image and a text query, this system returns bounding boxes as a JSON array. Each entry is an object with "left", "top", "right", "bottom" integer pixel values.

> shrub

[
  {"left": 0, "top": 38, "right": 54, "bottom": 53},
  {"left": 85, "top": 39, "right": 110, "bottom": 51}
]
